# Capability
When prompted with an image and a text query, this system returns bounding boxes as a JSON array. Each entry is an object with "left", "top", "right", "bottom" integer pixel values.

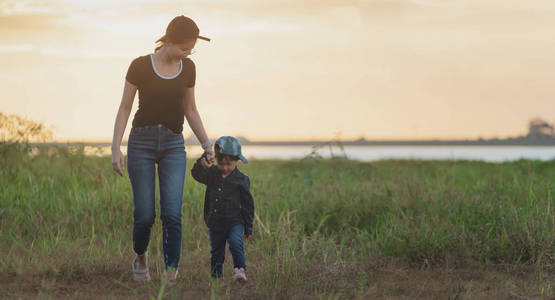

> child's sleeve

[
  {"left": 191, "top": 157, "right": 210, "bottom": 185},
  {"left": 203, "top": 194, "right": 210, "bottom": 227},
  {"left": 240, "top": 176, "right": 255, "bottom": 236}
]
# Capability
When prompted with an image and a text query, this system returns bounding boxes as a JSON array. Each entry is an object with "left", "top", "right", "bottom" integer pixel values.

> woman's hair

[
  {"left": 155, "top": 15, "right": 207, "bottom": 53},
  {"left": 154, "top": 36, "right": 167, "bottom": 53},
  {"left": 214, "top": 144, "right": 239, "bottom": 163},
  {"left": 154, "top": 36, "right": 196, "bottom": 53}
]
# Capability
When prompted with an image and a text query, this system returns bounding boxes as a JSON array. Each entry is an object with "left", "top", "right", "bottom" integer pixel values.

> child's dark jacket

[{"left": 191, "top": 158, "right": 255, "bottom": 235}]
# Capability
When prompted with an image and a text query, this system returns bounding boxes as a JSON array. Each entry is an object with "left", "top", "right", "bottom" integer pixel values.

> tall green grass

[{"left": 1, "top": 143, "right": 553, "bottom": 297}]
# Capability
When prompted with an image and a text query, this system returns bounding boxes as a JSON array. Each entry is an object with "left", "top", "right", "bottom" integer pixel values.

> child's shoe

[{"left": 232, "top": 267, "right": 247, "bottom": 282}]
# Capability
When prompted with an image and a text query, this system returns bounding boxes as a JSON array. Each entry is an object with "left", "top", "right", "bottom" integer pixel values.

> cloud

[
  {"left": 0, "top": 0, "right": 59, "bottom": 15},
  {"left": 409, "top": 0, "right": 458, "bottom": 7},
  {"left": 0, "top": 13, "right": 63, "bottom": 31},
  {"left": 0, "top": 43, "right": 129, "bottom": 59}
]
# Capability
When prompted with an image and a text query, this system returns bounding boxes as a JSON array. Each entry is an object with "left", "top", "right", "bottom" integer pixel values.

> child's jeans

[
  {"left": 209, "top": 224, "right": 246, "bottom": 277},
  {"left": 126, "top": 124, "right": 187, "bottom": 271}
]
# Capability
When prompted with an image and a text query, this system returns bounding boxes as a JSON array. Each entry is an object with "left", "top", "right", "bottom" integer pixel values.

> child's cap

[{"left": 215, "top": 136, "right": 248, "bottom": 164}]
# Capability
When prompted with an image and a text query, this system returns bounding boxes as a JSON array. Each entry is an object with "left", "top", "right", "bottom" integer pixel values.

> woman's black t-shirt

[{"left": 125, "top": 54, "right": 196, "bottom": 134}]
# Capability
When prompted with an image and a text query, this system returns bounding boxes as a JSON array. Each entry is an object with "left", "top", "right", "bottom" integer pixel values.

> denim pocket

[
  {"left": 130, "top": 127, "right": 147, "bottom": 137},
  {"left": 161, "top": 125, "right": 181, "bottom": 136}
]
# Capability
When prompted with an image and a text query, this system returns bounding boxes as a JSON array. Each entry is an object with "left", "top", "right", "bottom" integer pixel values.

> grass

[{"left": 0, "top": 143, "right": 553, "bottom": 299}]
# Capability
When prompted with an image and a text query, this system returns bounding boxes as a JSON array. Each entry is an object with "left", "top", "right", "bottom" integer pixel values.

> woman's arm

[
  {"left": 111, "top": 80, "right": 137, "bottom": 176},
  {"left": 184, "top": 87, "right": 215, "bottom": 162}
]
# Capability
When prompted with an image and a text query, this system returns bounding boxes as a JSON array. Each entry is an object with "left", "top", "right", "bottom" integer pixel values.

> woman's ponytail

[{"left": 154, "top": 36, "right": 167, "bottom": 52}]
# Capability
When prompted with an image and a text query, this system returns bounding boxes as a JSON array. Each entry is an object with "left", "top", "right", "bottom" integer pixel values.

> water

[{"left": 88, "top": 145, "right": 555, "bottom": 162}]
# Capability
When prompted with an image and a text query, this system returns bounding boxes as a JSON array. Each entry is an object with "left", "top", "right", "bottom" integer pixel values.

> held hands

[
  {"left": 200, "top": 155, "right": 213, "bottom": 168},
  {"left": 201, "top": 145, "right": 216, "bottom": 168}
]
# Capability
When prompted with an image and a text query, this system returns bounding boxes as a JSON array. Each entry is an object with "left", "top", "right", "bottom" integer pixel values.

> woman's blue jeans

[{"left": 126, "top": 124, "right": 186, "bottom": 271}]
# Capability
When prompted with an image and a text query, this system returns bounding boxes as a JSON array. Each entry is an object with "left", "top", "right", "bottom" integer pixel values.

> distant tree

[
  {"left": 527, "top": 117, "right": 554, "bottom": 137},
  {"left": 528, "top": 118, "right": 553, "bottom": 137},
  {"left": 0, "top": 112, "right": 54, "bottom": 144}
]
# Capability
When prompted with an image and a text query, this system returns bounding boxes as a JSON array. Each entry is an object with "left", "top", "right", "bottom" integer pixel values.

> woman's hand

[{"left": 111, "top": 147, "right": 125, "bottom": 177}]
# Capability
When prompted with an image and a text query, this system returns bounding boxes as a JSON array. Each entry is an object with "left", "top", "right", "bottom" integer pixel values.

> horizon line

[{"left": 42, "top": 133, "right": 543, "bottom": 144}]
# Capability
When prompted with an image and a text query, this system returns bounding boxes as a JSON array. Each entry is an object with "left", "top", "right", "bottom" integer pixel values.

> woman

[{"left": 111, "top": 15, "right": 215, "bottom": 285}]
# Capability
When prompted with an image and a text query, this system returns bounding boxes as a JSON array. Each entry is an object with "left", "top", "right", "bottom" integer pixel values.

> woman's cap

[
  {"left": 215, "top": 136, "right": 248, "bottom": 164},
  {"left": 158, "top": 15, "right": 210, "bottom": 43}
]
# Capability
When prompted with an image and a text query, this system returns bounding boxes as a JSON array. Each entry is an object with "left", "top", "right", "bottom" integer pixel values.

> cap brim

[
  {"left": 239, "top": 154, "right": 248, "bottom": 164},
  {"left": 198, "top": 35, "right": 211, "bottom": 42},
  {"left": 157, "top": 34, "right": 210, "bottom": 43}
]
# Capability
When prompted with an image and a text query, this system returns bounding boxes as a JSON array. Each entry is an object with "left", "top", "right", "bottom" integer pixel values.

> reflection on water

[{"left": 79, "top": 145, "right": 555, "bottom": 162}]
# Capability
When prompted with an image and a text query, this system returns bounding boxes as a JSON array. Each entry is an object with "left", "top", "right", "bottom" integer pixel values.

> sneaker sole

[
  {"left": 133, "top": 274, "right": 151, "bottom": 282},
  {"left": 132, "top": 261, "right": 151, "bottom": 282},
  {"left": 232, "top": 276, "right": 247, "bottom": 282}
]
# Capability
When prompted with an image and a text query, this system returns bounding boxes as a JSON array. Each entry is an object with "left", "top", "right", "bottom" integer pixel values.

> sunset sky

[{"left": 0, "top": 0, "right": 554, "bottom": 142}]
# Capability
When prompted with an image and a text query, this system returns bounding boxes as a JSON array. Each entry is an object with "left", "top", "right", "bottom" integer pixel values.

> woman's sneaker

[
  {"left": 232, "top": 268, "right": 247, "bottom": 282},
  {"left": 132, "top": 255, "right": 151, "bottom": 282},
  {"left": 165, "top": 269, "right": 179, "bottom": 287}
]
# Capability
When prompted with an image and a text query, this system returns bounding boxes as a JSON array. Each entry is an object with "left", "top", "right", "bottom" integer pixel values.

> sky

[{"left": 0, "top": 0, "right": 554, "bottom": 142}]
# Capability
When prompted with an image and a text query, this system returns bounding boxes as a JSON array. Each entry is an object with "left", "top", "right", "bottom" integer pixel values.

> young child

[{"left": 191, "top": 136, "right": 255, "bottom": 281}]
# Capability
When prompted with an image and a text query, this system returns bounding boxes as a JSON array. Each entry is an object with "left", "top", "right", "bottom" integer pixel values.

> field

[{"left": 1, "top": 144, "right": 553, "bottom": 299}]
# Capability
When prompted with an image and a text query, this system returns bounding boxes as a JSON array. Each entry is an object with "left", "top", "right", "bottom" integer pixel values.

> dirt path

[{"left": 1, "top": 265, "right": 552, "bottom": 299}]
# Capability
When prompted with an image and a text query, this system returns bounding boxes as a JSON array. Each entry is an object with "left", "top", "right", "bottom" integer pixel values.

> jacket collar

[{"left": 215, "top": 166, "right": 239, "bottom": 179}]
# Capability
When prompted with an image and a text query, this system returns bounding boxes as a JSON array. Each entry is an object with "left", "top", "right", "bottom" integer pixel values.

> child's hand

[
  {"left": 205, "top": 147, "right": 216, "bottom": 164},
  {"left": 200, "top": 156, "right": 213, "bottom": 168}
]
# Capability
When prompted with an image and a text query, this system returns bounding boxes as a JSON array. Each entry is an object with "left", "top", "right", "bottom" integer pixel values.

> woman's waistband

[{"left": 131, "top": 123, "right": 181, "bottom": 135}]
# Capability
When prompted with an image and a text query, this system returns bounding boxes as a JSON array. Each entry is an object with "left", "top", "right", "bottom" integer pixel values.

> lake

[{"left": 85, "top": 145, "right": 555, "bottom": 162}]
